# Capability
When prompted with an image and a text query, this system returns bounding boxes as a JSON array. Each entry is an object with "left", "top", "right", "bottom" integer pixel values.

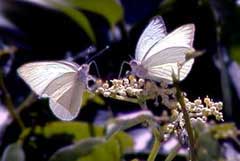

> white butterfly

[
  {"left": 129, "top": 16, "right": 195, "bottom": 82},
  {"left": 17, "top": 61, "right": 93, "bottom": 121}
]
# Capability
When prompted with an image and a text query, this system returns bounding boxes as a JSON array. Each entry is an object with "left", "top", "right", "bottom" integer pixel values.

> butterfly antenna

[
  {"left": 118, "top": 61, "right": 130, "bottom": 79},
  {"left": 128, "top": 55, "right": 133, "bottom": 59},
  {"left": 89, "top": 60, "right": 101, "bottom": 78},
  {"left": 74, "top": 45, "right": 97, "bottom": 61},
  {"left": 86, "top": 45, "right": 110, "bottom": 64}
]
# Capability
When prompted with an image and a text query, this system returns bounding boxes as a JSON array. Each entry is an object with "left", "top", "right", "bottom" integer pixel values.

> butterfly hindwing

[{"left": 49, "top": 80, "right": 85, "bottom": 121}]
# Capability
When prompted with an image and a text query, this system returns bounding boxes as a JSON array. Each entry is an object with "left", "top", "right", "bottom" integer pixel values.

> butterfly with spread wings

[
  {"left": 18, "top": 61, "right": 93, "bottom": 121},
  {"left": 129, "top": 16, "right": 195, "bottom": 83}
]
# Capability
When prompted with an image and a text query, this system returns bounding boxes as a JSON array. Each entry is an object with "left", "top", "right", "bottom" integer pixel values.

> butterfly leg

[
  {"left": 86, "top": 75, "right": 97, "bottom": 91},
  {"left": 118, "top": 61, "right": 130, "bottom": 79}
]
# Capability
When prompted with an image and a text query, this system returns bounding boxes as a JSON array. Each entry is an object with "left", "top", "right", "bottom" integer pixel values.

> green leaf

[
  {"left": 49, "top": 137, "right": 121, "bottom": 161},
  {"left": 106, "top": 111, "right": 154, "bottom": 138},
  {"left": 67, "top": 0, "right": 123, "bottom": 27},
  {"left": 35, "top": 122, "right": 104, "bottom": 141},
  {"left": 1, "top": 143, "right": 25, "bottom": 161},
  {"left": 81, "top": 92, "right": 105, "bottom": 107},
  {"left": 49, "top": 137, "right": 106, "bottom": 161},
  {"left": 209, "top": 123, "right": 238, "bottom": 139},
  {"left": 196, "top": 133, "right": 221, "bottom": 161},
  {"left": 33, "top": 121, "right": 133, "bottom": 151},
  {"left": 230, "top": 45, "right": 240, "bottom": 64},
  {"left": 47, "top": 0, "right": 96, "bottom": 42}
]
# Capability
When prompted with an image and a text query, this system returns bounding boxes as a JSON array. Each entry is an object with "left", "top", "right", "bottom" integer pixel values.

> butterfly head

[
  {"left": 129, "top": 59, "right": 148, "bottom": 78},
  {"left": 79, "top": 64, "right": 90, "bottom": 73},
  {"left": 77, "top": 64, "right": 90, "bottom": 83}
]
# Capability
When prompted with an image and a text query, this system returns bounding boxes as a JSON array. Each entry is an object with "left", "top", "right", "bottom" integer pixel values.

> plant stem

[
  {"left": 17, "top": 92, "right": 37, "bottom": 114},
  {"left": 0, "top": 69, "right": 25, "bottom": 130},
  {"left": 164, "top": 143, "right": 181, "bottom": 161},
  {"left": 147, "top": 127, "right": 162, "bottom": 161},
  {"left": 232, "top": 136, "right": 240, "bottom": 148},
  {"left": 109, "top": 94, "right": 139, "bottom": 104},
  {"left": 174, "top": 81, "right": 196, "bottom": 161}
]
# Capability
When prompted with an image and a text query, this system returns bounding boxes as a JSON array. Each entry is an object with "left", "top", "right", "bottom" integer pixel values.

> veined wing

[
  {"left": 143, "top": 47, "right": 192, "bottom": 68},
  {"left": 135, "top": 16, "right": 167, "bottom": 62},
  {"left": 147, "top": 58, "right": 194, "bottom": 82},
  {"left": 142, "top": 24, "right": 195, "bottom": 62},
  {"left": 49, "top": 79, "right": 85, "bottom": 121},
  {"left": 17, "top": 61, "right": 78, "bottom": 95}
]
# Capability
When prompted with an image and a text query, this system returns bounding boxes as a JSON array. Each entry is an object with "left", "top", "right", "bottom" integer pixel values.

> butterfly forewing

[
  {"left": 135, "top": 16, "right": 167, "bottom": 62},
  {"left": 143, "top": 47, "right": 191, "bottom": 68},
  {"left": 17, "top": 61, "right": 78, "bottom": 95},
  {"left": 141, "top": 24, "right": 195, "bottom": 63}
]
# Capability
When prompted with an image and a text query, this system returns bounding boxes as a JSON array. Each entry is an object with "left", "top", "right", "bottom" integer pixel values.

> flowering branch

[{"left": 96, "top": 74, "right": 223, "bottom": 161}]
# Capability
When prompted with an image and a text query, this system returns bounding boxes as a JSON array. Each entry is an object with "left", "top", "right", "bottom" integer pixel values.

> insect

[
  {"left": 17, "top": 61, "right": 94, "bottom": 121},
  {"left": 129, "top": 16, "right": 195, "bottom": 82}
]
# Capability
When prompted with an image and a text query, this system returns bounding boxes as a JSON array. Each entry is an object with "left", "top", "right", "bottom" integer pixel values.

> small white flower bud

[
  {"left": 204, "top": 96, "right": 211, "bottom": 106},
  {"left": 196, "top": 117, "right": 205, "bottom": 123},
  {"left": 103, "top": 91, "right": 111, "bottom": 97},
  {"left": 133, "top": 83, "right": 138, "bottom": 88},
  {"left": 117, "top": 79, "right": 123, "bottom": 86},
  {"left": 194, "top": 98, "right": 202, "bottom": 106},
  {"left": 111, "top": 79, "right": 118, "bottom": 86},
  {"left": 210, "top": 106, "right": 217, "bottom": 112},
  {"left": 126, "top": 87, "right": 133, "bottom": 94},
  {"left": 102, "top": 83, "right": 109, "bottom": 89},
  {"left": 96, "top": 87, "right": 104, "bottom": 93},
  {"left": 123, "top": 78, "right": 129, "bottom": 86},
  {"left": 138, "top": 78, "right": 145, "bottom": 87},
  {"left": 216, "top": 102, "right": 223, "bottom": 110},
  {"left": 118, "top": 90, "right": 127, "bottom": 97}
]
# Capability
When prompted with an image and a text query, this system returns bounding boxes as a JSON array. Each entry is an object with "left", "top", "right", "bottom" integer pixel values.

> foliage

[{"left": 1, "top": 1, "right": 240, "bottom": 161}]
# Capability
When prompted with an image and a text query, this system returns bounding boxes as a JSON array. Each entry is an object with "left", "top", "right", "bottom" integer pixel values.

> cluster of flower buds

[
  {"left": 96, "top": 75, "right": 176, "bottom": 104},
  {"left": 165, "top": 96, "right": 223, "bottom": 135}
]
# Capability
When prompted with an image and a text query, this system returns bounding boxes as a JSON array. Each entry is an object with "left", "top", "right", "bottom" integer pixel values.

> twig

[
  {"left": 17, "top": 92, "right": 37, "bottom": 114},
  {"left": 109, "top": 94, "right": 139, "bottom": 104},
  {"left": 147, "top": 127, "right": 162, "bottom": 161},
  {"left": 0, "top": 69, "right": 25, "bottom": 130},
  {"left": 164, "top": 143, "right": 181, "bottom": 161},
  {"left": 174, "top": 79, "right": 196, "bottom": 161}
]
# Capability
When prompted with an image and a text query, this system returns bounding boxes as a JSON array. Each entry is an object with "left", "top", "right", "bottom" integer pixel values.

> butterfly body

[
  {"left": 130, "top": 16, "right": 195, "bottom": 83},
  {"left": 129, "top": 59, "right": 148, "bottom": 78}
]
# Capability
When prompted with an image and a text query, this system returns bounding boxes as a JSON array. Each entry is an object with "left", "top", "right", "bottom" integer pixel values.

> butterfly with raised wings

[
  {"left": 129, "top": 16, "right": 195, "bottom": 82},
  {"left": 17, "top": 61, "right": 93, "bottom": 121}
]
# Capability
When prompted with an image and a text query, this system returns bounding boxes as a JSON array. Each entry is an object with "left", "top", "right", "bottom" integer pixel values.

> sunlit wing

[
  {"left": 49, "top": 80, "right": 85, "bottom": 120},
  {"left": 142, "top": 24, "right": 195, "bottom": 62},
  {"left": 17, "top": 61, "right": 78, "bottom": 95},
  {"left": 135, "top": 16, "right": 167, "bottom": 62},
  {"left": 147, "top": 58, "right": 194, "bottom": 82},
  {"left": 143, "top": 47, "right": 192, "bottom": 68}
]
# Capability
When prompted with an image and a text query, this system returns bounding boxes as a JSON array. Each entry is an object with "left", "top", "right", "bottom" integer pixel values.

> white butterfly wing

[
  {"left": 147, "top": 58, "right": 194, "bottom": 82},
  {"left": 48, "top": 79, "right": 85, "bottom": 121},
  {"left": 17, "top": 61, "right": 78, "bottom": 95},
  {"left": 142, "top": 24, "right": 195, "bottom": 62},
  {"left": 143, "top": 47, "right": 194, "bottom": 82},
  {"left": 17, "top": 61, "right": 85, "bottom": 120},
  {"left": 135, "top": 16, "right": 167, "bottom": 62}
]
